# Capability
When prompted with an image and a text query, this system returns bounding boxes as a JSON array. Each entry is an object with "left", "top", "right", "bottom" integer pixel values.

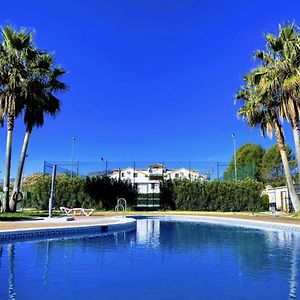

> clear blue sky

[{"left": 0, "top": 0, "right": 299, "bottom": 175}]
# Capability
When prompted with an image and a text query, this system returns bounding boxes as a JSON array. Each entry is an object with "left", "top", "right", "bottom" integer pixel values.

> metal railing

[{"left": 115, "top": 198, "right": 127, "bottom": 218}]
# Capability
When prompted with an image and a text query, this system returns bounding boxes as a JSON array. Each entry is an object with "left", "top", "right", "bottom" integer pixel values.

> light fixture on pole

[
  {"left": 232, "top": 133, "right": 237, "bottom": 181},
  {"left": 71, "top": 136, "right": 77, "bottom": 178},
  {"left": 100, "top": 157, "right": 104, "bottom": 176}
]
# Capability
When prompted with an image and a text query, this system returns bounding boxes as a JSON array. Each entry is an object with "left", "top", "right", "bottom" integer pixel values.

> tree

[
  {"left": 262, "top": 144, "right": 295, "bottom": 186},
  {"left": 0, "top": 26, "right": 37, "bottom": 211},
  {"left": 236, "top": 67, "right": 300, "bottom": 211},
  {"left": 256, "top": 24, "right": 300, "bottom": 184},
  {"left": 224, "top": 143, "right": 265, "bottom": 181},
  {"left": 9, "top": 54, "right": 66, "bottom": 211}
]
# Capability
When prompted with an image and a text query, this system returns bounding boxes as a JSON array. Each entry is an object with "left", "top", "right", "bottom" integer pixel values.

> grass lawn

[{"left": 0, "top": 210, "right": 60, "bottom": 221}]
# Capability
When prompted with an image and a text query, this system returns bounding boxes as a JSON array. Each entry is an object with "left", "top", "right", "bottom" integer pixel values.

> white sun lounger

[{"left": 60, "top": 207, "right": 95, "bottom": 216}]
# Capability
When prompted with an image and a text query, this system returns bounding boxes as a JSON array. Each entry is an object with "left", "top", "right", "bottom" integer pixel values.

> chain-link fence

[{"left": 43, "top": 160, "right": 255, "bottom": 181}]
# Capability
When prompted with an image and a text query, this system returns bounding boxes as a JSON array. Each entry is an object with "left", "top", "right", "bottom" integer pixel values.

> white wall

[{"left": 264, "top": 186, "right": 289, "bottom": 212}]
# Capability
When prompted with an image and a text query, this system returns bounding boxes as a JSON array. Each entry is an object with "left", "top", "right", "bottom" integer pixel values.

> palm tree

[
  {"left": 0, "top": 26, "right": 37, "bottom": 211},
  {"left": 9, "top": 54, "right": 66, "bottom": 211},
  {"left": 236, "top": 68, "right": 300, "bottom": 211},
  {"left": 255, "top": 24, "right": 300, "bottom": 184}
]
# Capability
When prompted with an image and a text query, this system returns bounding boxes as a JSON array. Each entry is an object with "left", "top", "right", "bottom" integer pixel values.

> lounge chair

[{"left": 60, "top": 207, "right": 95, "bottom": 216}]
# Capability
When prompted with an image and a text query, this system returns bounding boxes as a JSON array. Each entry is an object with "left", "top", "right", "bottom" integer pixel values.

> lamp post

[
  {"left": 71, "top": 136, "right": 77, "bottom": 178},
  {"left": 100, "top": 157, "right": 104, "bottom": 176},
  {"left": 232, "top": 133, "right": 237, "bottom": 181}
]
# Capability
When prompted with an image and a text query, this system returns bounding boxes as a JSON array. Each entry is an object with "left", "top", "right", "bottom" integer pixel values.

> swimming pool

[{"left": 0, "top": 217, "right": 299, "bottom": 299}]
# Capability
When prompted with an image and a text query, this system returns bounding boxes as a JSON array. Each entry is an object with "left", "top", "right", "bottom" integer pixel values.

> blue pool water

[{"left": 0, "top": 218, "right": 299, "bottom": 299}]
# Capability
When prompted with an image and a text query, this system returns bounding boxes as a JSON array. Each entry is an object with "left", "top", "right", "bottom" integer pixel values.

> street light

[
  {"left": 232, "top": 133, "right": 237, "bottom": 181},
  {"left": 100, "top": 157, "right": 104, "bottom": 176},
  {"left": 100, "top": 157, "right": 108, "bottom": 176},
  {"left": 71, "top": 136, "right": 77, "bottom": 177}
]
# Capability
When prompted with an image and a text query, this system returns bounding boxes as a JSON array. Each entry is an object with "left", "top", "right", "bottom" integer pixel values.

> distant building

[
  {"left": 110, "top": 164, "right": 206, "bottom": 194},
  {"left": 164, "top": 168, "right": 202, "bottom": 181}
]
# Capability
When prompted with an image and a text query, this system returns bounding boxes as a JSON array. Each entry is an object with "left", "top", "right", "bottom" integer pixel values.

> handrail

[{"left": 115, "top": 198, "right": 127, "bottom": 218}]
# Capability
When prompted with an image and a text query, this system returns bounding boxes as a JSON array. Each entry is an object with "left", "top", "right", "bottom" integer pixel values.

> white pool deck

[
  {"left": 0, "top": 216, "right": 135, "bottom": 232},
  {"left": 1, "top": 214, "right": 300, "bottom": 237}
]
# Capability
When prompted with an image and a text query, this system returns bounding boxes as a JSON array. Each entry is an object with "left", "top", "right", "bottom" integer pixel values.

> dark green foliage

[
  {"left": 261, "top": 194, "right": 270, "bottom": 211},
  {"left": 27, "top": 174, "right": 137, "bottom": 210},
  {"left": 224, "top": 143, "right": 265, "bottom": 181},
  {"left": 84, "top": 176, "right": 137, "bottom": 210},
  {"left": 160, "top": 179, "right": 176, "bottom": 210},
  {"left": 161, "top": 179, "right": 265, "bottom": 212},
  {"left": 262, "top": 144, "right": 295, "bottom": 186}
]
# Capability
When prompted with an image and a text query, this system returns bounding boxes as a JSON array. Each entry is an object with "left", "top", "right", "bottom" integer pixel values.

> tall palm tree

[
  {"left": 0, "top": 26, "right": 37, "bottom": 211},
  {"left": 9, "top": 54, "right": 66, "bottom": 211},
  {"left": 255, "top": 24, "right": 300, "bottom": 184},
  {"left": 236, "top": 68, "right": 300, "bottom": 211}
]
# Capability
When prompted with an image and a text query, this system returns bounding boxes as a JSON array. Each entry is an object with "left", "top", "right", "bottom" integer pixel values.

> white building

[
  {"left": 263, "top": 185, "right": 289, "bottom": 212},
  {"left": 165, "top": 168, "right": 203, "bottom": 181},
  {"left": 110, "top": 164, "right": 205, "bottom": 194}
]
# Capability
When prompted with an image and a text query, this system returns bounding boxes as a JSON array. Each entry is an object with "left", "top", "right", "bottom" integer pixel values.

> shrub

[
  {"left": 24, "top": 174, "right": 137, "bottom": 210},
  {"left": 161, "top": 178, "right": 264, "bottom": 212},
  {"left": 84, "top": 176, "right": 137, "bottom": 210},
  {"left": 261, "top": 194, "right": 270, "bottom": 211}
]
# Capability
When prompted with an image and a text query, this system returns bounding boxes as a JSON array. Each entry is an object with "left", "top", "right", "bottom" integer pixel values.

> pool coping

[
  {"left": 2, "top": 213, "right": 300, "bottom": 243},
  {"left": 145, "top": 215, "right": 300, "bottom": 232},
  {"left": 0, "top": 217, "right": 136, "bottom": 243}
]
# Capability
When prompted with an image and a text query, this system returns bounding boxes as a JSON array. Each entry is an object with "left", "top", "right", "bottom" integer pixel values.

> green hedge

[
  {"left": 160, "top": 179, "right": 265, "bottom": 212},
  {"left": 25, "top": 174, "right": 137, "bottom": 210},
  {"left": 25, "top": 174, "right": 265, "bottom": 212}
]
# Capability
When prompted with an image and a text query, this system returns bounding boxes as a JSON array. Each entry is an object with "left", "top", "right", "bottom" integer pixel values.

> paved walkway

[
  {"left": 1, "top": 212, "right": 300, "bottom": 232},
  {"left": 0, "top": 216, "right": 119, "bottom": 231},
  {"left": 129, "top": 211, "right": 300, "bottom": 226}
]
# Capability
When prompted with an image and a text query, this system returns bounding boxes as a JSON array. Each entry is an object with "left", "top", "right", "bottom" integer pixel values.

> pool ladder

[{"left": 115, "top": 198, "right": 127, "bottom": 218}]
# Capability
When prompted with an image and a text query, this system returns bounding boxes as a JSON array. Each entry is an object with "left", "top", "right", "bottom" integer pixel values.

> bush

[
  {"left": 161, "top": 178, "right": 264, "bottom": 212},
  {"left": 84, "top": 176, "right": 137, "bottom": 210},
  {"left": 261, "top": 194, "right": 269, "bottom": 211},
  {"left": 24, "top": 174, "right": 137, "bottom": 210}
]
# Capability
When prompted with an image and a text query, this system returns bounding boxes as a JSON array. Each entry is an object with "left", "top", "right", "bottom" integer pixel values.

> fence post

[
  {"left": 48, "top": 164, "right": 57, "bottom": 218},
  {"left": 133, "top": 161, "right": 136, "bottom": 185}
]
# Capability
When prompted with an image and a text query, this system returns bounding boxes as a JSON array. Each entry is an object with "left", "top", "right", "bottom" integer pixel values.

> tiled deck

[{"left": 0, "top": 216, "right": 136, "bottom": 243}]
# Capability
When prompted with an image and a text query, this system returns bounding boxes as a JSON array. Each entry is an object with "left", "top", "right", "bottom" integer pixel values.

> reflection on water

[
  {"left": 0, "top": 219, "right": 300, "bottom": 300},
  {"left": 136, "top": 218, "right": 160, "bottom": 247}
]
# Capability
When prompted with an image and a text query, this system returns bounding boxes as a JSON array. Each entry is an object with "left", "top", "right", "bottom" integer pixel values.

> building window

[
  {"left": 175, "top": 173, "right": 179, "bottom": 178},
  {"left": 134, "top": 173, "right": 137, "bottom": 177},
  {"left": 121, "top": 173, "right": 124, "bottom": 177},
  {"left": 151, "top": 183, "right": 155, "bottom": 189}
]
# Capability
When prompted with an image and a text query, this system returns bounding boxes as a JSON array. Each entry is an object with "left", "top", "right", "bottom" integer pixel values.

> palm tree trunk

[
  {"left": 273, "top": 118, "right": 300, "bottom": 211},
  {"left": 292, "top": 123, "right": 300, "bottom": 186},
  {"left": 9, "top": 128, "right": 31, "bottom": 212},
  {"left": 2, "top": 117, "right": 14, "bottom": 212}
]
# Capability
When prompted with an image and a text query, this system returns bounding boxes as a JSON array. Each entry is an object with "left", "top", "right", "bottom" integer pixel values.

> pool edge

[{"left": 0, "top": 217, "right": 136, "bottom": 243}]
